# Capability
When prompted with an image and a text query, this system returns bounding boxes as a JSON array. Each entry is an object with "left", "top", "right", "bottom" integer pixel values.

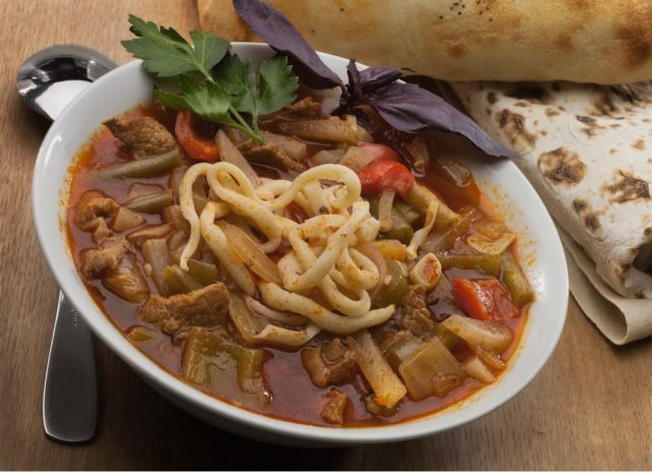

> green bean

[
  {"left": 501, "top": 252, "right": 534, "bottom": 307},
  {"left": 373, "top": 259, "right": 409, "bottom": 308},
  {"left": 162, "top": 265, "right": 202, "bottom": 295},
  {"left": 99, "top": 149, "right": 182, "bottom": 179},
  {"left": 406, "top": 184, "right": 459, "bottom": 230},
  {"left": 438, "top": 253, "right": 502, "bottom": 276},
  {"left": 126, "top": 190, "right": 174, "bottom": 214},
  {"left": 187, "top": 259, "right": 219, "bottom": 286}
]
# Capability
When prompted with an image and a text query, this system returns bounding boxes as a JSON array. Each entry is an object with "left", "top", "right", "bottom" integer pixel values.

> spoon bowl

[{"left": 17, "top": 44, "right": 116, "bottom": 121}]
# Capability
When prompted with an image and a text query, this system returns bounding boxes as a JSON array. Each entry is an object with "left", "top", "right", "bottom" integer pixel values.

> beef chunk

[
  {"left": 104, "top": 116, "right": 176, "bottom": 159},
  {"left": 320, "top": 388, "right": 348, "bottom": 426},
  {"left": 226, "top": 128, "right": 308, "bottom": 172},
  {"left": 92, "top": 218, "right": 111, "bottom": 244},
  {"left": 139, "top": 282, "right": 230, "bottom": 336},
  {"left": 400, "top": 285, "right": 435, "bottom": 336},
  {"left": 74, "top": 191, "right": 119, "bottom": 233},
  {"left": 79, "top": 236, "right": 128, "bottom": 279},
  {"left": 301, "top": 338, "right": 357, "bottom": 388},
  {"left": 274, "top": 97, "right": 322, "bottom": 120}
]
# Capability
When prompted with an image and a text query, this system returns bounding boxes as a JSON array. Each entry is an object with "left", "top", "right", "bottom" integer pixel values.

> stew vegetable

[{"left": 65, "top": 15, "right": 532, "bottom": 427}]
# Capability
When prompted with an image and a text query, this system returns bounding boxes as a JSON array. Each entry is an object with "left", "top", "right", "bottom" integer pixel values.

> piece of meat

[
  {"left": 139, "top": 282, "right": 230, "bottom": 336},
  {"left": 274, "top": 97, "right": 322, "bottom": 120},
  {"left": 301, "top": 338, "right": 357, "bottom": 388},
  {"left": 320, "top": 388, "right": 349, "bottom": 426},
  {"left": 74, "top": 191, "right": 119, "bottom": 232},
  {"left": 400, "top": 285, "right": 435, "bottom": 336},
  {"left": 92, "top": 218, "right": 111, "bottom": 245},
  {"left": 79, "top": 236, "right": 129, "bottom": 279},
  {"left": 104, "top": 116, "right": 177, "bottom": 159},
  {"left": 226, "top": 128, "right": 308, "bottom": 172}
]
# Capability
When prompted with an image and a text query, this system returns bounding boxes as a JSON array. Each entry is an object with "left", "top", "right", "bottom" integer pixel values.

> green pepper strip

[
  {"left": 100, "top": 149, "right": 182, "bottom": 179},
  {"left": 438, "top": 253, "right": 502, "bottom": 276},
  {"left": 501, "top": 252, "right": 534, "bottom": 307}
]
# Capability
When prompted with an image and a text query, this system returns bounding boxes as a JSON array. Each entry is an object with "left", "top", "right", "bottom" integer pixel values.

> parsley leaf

[
  {"left": 123, "top": 15, "right": 299, "bottom": 143},
  {"left": 215, "top": 54, "right": 298, "bottom": 132},
  {"left": 122, "top": 15, "right": 229, "bottom": 79},
  {"left": 258, "top": 56, "right": 299, "bottom": 115}
]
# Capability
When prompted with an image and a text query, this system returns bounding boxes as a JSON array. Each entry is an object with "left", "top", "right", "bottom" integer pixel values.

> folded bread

[
  {"left": 451, "top": 81, "right": 652, "bottom": 299},
  {"left": 198, "top": 0, "right": 652, "bottom": 84}
]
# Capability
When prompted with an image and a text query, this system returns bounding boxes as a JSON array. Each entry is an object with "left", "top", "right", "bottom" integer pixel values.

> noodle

[
  {"left": 260, "top": 283, "right": 396, "bottom": 335},
  {"left": 178, "top": 154, "right": 411, "bottom": 345}
]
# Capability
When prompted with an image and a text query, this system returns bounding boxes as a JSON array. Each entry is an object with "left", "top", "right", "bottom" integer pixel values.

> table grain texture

[{"left": 1, "top": 1, "right": 651, "bottom": 470}]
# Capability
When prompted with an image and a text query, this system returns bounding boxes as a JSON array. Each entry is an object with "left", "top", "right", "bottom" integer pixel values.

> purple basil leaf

[
  {"left": 233, "top": 0, "right": 342, "bottom": 89},
  {"left": 368, "top": 82, "right": 518, "bottom": 159},
  {"left": 346, "top": 59, "right": 363, "bottom": 99},
  {"left": 358, "top": 66, "right": 402, "bottom": 93}
]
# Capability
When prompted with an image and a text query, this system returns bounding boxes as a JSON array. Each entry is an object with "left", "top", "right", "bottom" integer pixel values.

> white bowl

[{"left": 32, "top": 43, "right": 568, "bottom": 446}]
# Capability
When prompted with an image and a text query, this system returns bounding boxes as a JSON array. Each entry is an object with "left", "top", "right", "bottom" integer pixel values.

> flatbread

[
  {"left": 198, "top": 0, "right": 652, "bottom": 84},
  {"left": 560, "top": 227, "right": 652, "bottom": 344},
  {"left": 451, "top": 80, "right": 652, "bottom": 299}
]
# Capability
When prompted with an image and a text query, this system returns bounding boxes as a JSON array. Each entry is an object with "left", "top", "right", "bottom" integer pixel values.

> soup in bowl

[{"left": 33, "top": 43, "right": 567, "bottom": 445}]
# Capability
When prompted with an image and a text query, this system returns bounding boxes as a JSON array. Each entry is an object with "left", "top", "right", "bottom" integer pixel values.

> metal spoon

[{"left": 17, "top": 45, "right": 117, "bottom": 443}]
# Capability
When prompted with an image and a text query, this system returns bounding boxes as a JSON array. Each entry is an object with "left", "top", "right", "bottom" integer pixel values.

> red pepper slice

[
  {"left": 358, "top": 142, "right": 400, "bottom": 162},
  {"left": 174, "top": 110, "right": 219, "bottom": 162},
  {"left": 358, "top": 159, "right": 415, "bottom": 198},
  {"left": 451, "top": 278, "right": 519, "bottom": 321}
]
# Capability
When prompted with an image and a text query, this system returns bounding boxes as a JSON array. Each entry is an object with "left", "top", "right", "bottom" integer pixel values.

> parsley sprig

[{"left": 122, "top": 15, "right": 298, "bottom": 143}]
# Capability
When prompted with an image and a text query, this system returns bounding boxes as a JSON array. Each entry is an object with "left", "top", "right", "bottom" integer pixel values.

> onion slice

[
  {"left": 216, "top": 130, "right": 261, "bottom": 187},
  {"left": 377, "top": 189, "right": 396, "bottom": 232},
  {"left": 217, "top": 220, "right": 282, "bottom": 285},
  {"left": 358, "top": 242, "right": 387, "bottom": 303}
]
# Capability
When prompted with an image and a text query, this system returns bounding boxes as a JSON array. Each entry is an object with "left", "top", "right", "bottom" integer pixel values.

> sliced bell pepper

[
  {"left": 358, "top": 159, "right": 415, "bottom": 198},
  {"left": 451, "top": 278, "right": 519, "bottom": 321},
  {"left": 175, "top": 110, "right": 219, "bottom": 161}
]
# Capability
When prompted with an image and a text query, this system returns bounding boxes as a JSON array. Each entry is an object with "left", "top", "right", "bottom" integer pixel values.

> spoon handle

[{"left": 43, "top": 292, "right": 97, "bottom": 442}]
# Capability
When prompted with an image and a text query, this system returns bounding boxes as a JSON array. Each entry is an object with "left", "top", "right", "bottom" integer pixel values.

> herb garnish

[
  {"left": 122, "top": 15, "right": 298, "bottom": 143},
  {"left": 233, "top": 0, "right": 517, "bottom": 159}
]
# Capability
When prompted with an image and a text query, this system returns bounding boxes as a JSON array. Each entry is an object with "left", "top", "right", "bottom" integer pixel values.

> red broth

[{"left": 66, "top": 104, "right": 528, "bottom": 427}]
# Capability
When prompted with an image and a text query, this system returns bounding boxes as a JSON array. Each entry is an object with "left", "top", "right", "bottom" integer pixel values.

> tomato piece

[
  {"left": 174, "top": 110, "right": 219, "bottom": 162},
  {"left": 358, "top": 160, "right": 415, "bottom": 198},
  {"left": 451, "top": 278, "right": 519, "bottom": 321},
  {"left": 358, "top": 142, "right": 400, "bottom": 162}
]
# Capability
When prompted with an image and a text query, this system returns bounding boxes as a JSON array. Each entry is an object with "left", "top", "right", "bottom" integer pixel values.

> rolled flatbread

[
  {"left": 198, "top": 0, "right": 652, "bottom": 84},
  {"left": 450, "top": 80, "right": 652, "bottom": 299}
]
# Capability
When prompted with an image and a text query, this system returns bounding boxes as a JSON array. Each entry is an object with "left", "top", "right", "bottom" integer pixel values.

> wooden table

[{"left": 1, "top": 1, "right": 651, "bottom": 469}]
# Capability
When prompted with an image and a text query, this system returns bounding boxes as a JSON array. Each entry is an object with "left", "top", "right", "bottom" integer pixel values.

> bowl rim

[{"left": 32, "top": 43, "right": 568, "bottom": 444}]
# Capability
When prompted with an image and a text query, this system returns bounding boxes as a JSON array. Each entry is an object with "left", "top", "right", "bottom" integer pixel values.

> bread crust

[{"left": 198, "top": 0, "right": 652, "bottom": 84}]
